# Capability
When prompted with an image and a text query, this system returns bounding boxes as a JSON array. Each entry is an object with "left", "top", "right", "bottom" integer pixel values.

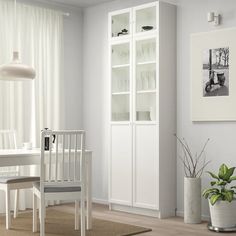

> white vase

[
  {"left": 209, "top": 200, "right": 236, "bottom": 228},
  {"left": 184, "top": 177, "right": 201, "bottom": 224}
]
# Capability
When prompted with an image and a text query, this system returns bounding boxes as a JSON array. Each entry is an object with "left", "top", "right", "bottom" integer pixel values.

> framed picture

[{"left": 191, "top": 28, "right": 236, "bottom": 121}]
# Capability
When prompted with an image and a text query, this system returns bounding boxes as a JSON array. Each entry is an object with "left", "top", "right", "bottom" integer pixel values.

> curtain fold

[{"left": 0, "top": 0, "right": 63, "bottom": 212}]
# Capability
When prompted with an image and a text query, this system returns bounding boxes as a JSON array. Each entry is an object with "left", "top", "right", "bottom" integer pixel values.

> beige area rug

[{"left": 0, "top": 209, "right": 151, "bottom": 236}]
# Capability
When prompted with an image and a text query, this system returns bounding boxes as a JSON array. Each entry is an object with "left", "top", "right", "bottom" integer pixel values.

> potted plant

[
  {"left": 203, "top": 164, "right": 236, "bottom": 228},
  {"left": 175, "top": 135, "right": 210, "bottom": 224}
]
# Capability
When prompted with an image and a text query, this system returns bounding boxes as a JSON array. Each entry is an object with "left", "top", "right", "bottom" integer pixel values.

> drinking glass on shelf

[
  {"left": 140, "top": 71, "right": 145, "bottom": 90},
  {"left": 113, "top": 78, "right": 117, "bottom": 92},
  {"left": 137, "top": 76, "right": 140, "bottom": 90},
  {"left": 141, "top": 44, "right": 145, "bottom": 61},
  {"left": 120, "top": 51, "right": 125, "bottom": 64},
  {"left": 143, "top": 75, "right": 149, "bottom": 90},
  {"left": 137, "top": 48, "right": 141, "bottom": 62},
  {"left": 151, "top": 42, "right": 156, "bottom": 59},
  {"left": 148, "top": 71, "right": 155, "bottom": 89},
  {"left": 146, "top": 71, "right": 151, "bottom": 89},
  {"left": 118, "top": 78, "right": 122, "bottom": 91},
  {"left": 146, "top": 43, "right": 150, "bottom": 60},
  {"left": 124, "top": 77, "right": 129, "bottom": 91}
]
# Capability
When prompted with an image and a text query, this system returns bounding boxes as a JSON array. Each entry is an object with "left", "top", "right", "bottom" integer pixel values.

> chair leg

[
  {"left": 75, "top": 200, "right": 80, "bottom": 230},
  {"left": 33, "top": 192, "right": 38, "bottom": 232},
  {"left": 39, "top": 197, "right": 45, "bottom": 236},
  {"left": 80, "top": 192, "right": 86, "bottom": 236},
  {"left": 5, "top": 187, "right": 11, "bottom": 230},
  {"left": 14, "top": 189, "right": 19, "bottom": 218},
  {"left": 86, "top": 197, "right": 92, "bottom": 230}
]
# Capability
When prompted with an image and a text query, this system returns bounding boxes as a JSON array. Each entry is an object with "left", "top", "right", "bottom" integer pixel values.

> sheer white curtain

[{"left": 0, "top": 0, "right": 63, "bottom": 212}]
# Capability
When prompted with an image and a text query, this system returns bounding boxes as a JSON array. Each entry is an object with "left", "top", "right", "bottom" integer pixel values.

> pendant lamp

[{"left": 0, "top": 0, "right": 36, "bottom": 81}]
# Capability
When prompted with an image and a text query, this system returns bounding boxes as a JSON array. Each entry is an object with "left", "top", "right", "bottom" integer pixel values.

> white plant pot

[
  {"left": 184, "top": 177, "right": 201, "bottom": 224},
  {"left": 209, "top": 200, "right": 236, "bottom": 228}
]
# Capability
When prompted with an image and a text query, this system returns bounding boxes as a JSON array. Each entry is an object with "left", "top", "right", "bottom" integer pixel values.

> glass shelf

[
  {"left": 112, "top": 92, "right": 130, "bottom": 95},
  {"left": 112, "top": 64, "right": 130, "bottom": 69},
  {"left": 137, "top": 61, "right": 156, "bottom": 66},
  {"left": 137, "top": 90, "right": 156, "bottom": 94}
]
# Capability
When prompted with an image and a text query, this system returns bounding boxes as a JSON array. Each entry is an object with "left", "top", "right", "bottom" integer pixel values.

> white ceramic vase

[
  {"left": 184, "top": 177, "right": 201, "bottom": 224},
  {"left": 209, "top": 200, "right": 236, "bottom": 228}
]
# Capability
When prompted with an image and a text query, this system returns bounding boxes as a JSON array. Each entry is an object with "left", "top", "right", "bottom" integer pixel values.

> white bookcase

[{"left": 108, "top": 1, "right": 177, "bottom": 218}]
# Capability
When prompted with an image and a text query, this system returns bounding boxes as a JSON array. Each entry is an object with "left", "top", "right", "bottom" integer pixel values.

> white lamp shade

[{"left": 0, "top": 52, "right": 36, "bottom": 81}]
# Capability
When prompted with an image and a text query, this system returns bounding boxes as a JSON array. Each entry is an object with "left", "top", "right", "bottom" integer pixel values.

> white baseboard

[
  {"left": 111, "top": 203, "right": 160, "bottom": 218},
  {"left": 92, "top": 198, "right": 109, "bottom": 205},
  {"left": 176, "top": 211, "right": 210, "bottom": 221}
]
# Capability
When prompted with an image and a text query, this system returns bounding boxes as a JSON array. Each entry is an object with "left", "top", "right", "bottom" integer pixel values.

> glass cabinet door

[
  {"left": 134, "top": 3, "right": 157, "bottom": 34},
  {"left": 111, "top": 42, "right": 131, "bottom": 122},
  {"left": 111, "top": 10, "right": 131, "bottom": 39},
  {"left": 135, "top": 37, "right": 156, "bottom": 122}
]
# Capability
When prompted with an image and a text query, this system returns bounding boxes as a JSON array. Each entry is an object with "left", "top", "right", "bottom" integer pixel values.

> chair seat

[
  {"left": 0, "top": 176, "right": 40, "bottom": 184},
  {"left": 34, "top": 182, "right": 81, "bottom": 193}
]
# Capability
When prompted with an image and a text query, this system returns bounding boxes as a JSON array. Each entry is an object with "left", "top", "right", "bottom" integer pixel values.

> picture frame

[{"left": 191, "top": 28, "right": 236, "bottom": 121}]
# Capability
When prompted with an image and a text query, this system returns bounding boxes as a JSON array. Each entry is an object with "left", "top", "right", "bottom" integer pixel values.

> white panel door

[
  {"left": 133, "top": 124, "right": 159, "bottom": 209},
  {"left": 110, "top": 125, "right": 132, "bottom": 205}
]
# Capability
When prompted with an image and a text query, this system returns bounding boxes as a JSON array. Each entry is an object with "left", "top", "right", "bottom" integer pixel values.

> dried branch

[
  {"left": 175, "top": 134, "right": 210, "bottom": 178},
  {"left": 178, "top": 154, "right": 191, "bottom": 177}
]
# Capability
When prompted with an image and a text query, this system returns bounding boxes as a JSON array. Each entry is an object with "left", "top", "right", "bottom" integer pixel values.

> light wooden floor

[{"left": 53, "top": 203, "right": 228, "bottom": 236}]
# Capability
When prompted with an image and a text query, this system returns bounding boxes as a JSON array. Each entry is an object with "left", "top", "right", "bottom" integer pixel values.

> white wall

[
  {"left": 63, "top": 8, "right": 83, "bottom": 129},
  {"left": 83, "top": 0, "right": 236, "bottom": 217},
  {"left": 176, "top": 0, "right": 236, "bottom": 218}
]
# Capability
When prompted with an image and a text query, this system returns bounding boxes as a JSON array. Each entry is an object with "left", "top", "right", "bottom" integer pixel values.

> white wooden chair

[
  {"left": 33, "top": 130, "right": 86, "bottom": 236},
  {"left": 0, "top": 130, "right": 39, "bottom": 229}
]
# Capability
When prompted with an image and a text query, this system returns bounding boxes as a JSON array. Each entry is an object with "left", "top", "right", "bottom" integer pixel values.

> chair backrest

[
  {"left": 0, "top": 130, "right": 17, "bottom": 149},
  {"left": 40, "top": 130, "right": 86, "bottom": 188},
  {"left": 0, "top": 130, "right": 18, "bottom": 176}
]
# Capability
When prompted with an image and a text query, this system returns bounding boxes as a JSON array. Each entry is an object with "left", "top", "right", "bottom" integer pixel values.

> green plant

[
  {"left": 175, "top": 134, "right": 210, "bottom": 178},
  {"left": 203, "top": 164, "right": 236, "bottom": 205}
]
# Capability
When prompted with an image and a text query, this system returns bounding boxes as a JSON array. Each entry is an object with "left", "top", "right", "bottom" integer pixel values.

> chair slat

[{"left": 0, "top": 130, "right": 18, "bottom": 176}]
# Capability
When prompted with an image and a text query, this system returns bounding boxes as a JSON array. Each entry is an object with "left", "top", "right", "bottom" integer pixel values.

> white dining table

[{"left": 0, "top": 148, "right": 92, "bottom": 229}]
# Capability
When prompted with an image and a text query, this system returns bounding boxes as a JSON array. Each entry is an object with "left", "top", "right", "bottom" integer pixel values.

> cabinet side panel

[
  {"left": 110, "top": 125, "right": 132, "bottom": 205},
  {"left": 158, "top": 2, "right": 177, "bottom": 218}
]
